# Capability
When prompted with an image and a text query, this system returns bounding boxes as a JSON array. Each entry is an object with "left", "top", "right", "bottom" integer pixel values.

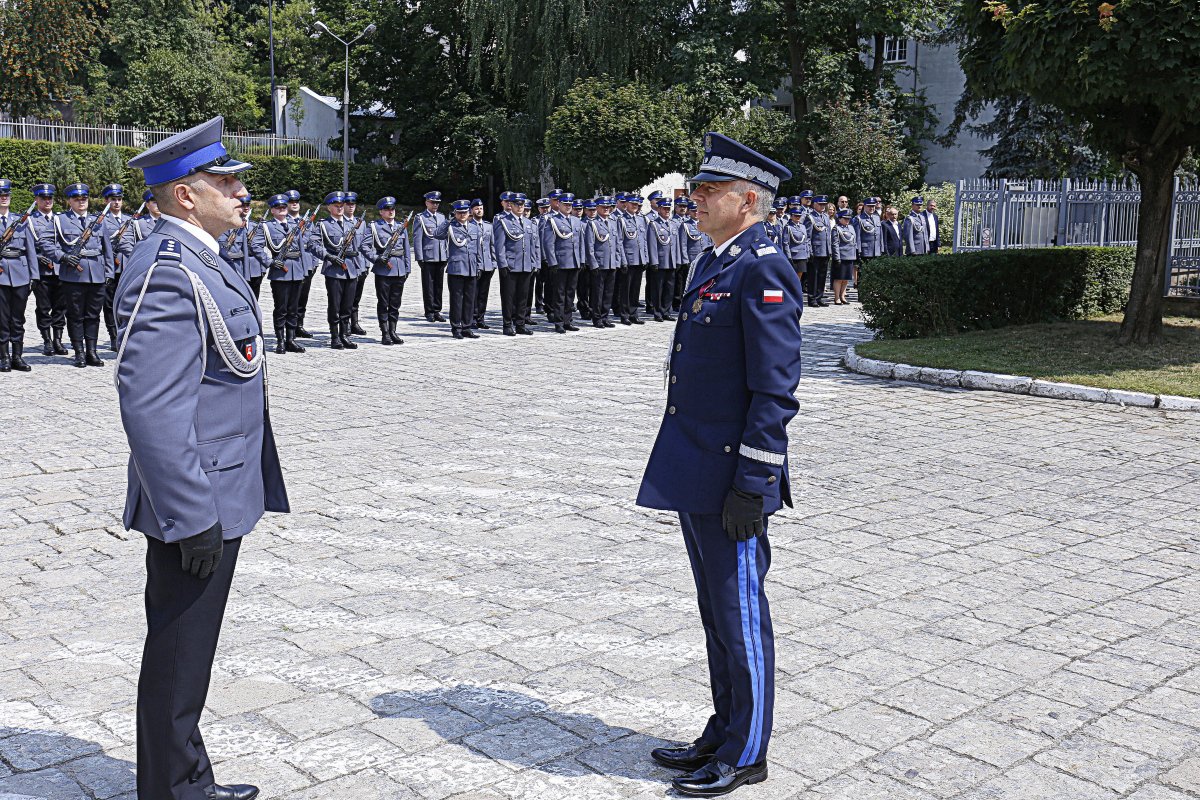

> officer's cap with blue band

[
  {"left": 800, "top": 190, "right": 814, "bottom": 199},
  {"left": 691, "top": 131, "right": 791, "bottom": 193},
  {"left": 0, "top": 179, "right": 11, "bottom": 194},
  {"left": 268, "top": 194, "right": 288, "bottom": 208},
  {"left": 559, "top": 192, "right": 575, "bottom": 203},
  {"left": 836, "top": 209, "right": 852, "bottom": 219},
  {"left": 345, "top": 192, "right": 358, "bottom": 203},
  {"left": 424, "top": 191, "right": 442, "bottom": 201},
  {"left": 655, "top": 198, "right": 672, "bottom": 208},
  {"left": 814, "top": 195, "right": 828, "bottom": 204},
  {"left": 377, "top": 196, "right": 397, "bottom": 210},
  {"left": 240, "top": 194, "right": 253, "bottom": 206},
  {"left": 470, "top": 198, "right": 483, "bottom": 208},
  {"left": 911, "top": 196, "right": 925, "bottom": 205},
  {"left": 286, "top": 189, "right": 301, "bottom": 202},
  {"left": 101, "top": 183, "right": 124, "bottom": 199},
  {"left": 536, "top": 198, "right": 550, "bottom": 207},
  {"left": 647, "top": 190, "right": 662, "bottom": 201},
  {"left": 582, "top": 199, "right": 596, "bottom": 209},
  {"left": 863, "top": 197, "right": 876, "bottom": 205},
  {"left": 142, "top": 189, "right": 154, "bottom": 202},
  {"left": 523, "top": 199, "right": 533, "bottom": 208},
  {"left": 515, "top": 193, "right": 528, "bottom": 202},
  {"left": 324, "top": 191, "right": 345, "bottom": 205},
  {"left": 500, "top": 191, "right": 515, "bottom": 202},
  {"left": 571, "top": 200, "right": 583, "bottom": 209},
  {"left": 451, "top": 199, "right": 470, "bottom": 211},
  {"left": 33, "top": 183, "right": 57, "bottom": 197},
  {"left": 65, "top": 183, "right": 90, "bottom": 198},
  {"left": 547, "top": 189, "right": 562, "bottom": 200},
  {"left": 127, "top": 116, "right": 251, "bottom": 186}
]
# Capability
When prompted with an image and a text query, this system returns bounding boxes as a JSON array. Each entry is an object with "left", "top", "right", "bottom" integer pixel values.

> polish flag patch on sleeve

[{"left": 762, "top": 289, "right": 784, "bottom": 303}]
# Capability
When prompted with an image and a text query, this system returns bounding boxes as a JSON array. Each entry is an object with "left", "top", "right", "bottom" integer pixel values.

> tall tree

[
  {"left": 0, "top": 0, "right": 105, "bottom": 118},
  {"left": 957, "top": 0, "right": 1200, "bottom": 344}
]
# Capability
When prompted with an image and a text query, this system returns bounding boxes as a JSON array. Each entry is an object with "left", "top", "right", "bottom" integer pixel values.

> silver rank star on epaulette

[{"left": 157, "top": 238, "right": 182, "bottom": 262}]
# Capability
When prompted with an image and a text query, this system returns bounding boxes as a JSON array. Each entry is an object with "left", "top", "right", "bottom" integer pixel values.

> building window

[{"left": 884, "top": 37, "right": 909, "bottom": 64}]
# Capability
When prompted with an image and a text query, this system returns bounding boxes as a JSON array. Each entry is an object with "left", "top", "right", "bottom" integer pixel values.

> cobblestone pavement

[{"left": 3, "top": 278, "right": 1200, "bottom": 800}]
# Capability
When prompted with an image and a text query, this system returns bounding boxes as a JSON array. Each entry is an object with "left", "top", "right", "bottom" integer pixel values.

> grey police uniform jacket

[
  {"left": 314, "top": 217, "right": 360, "bottom": 279},
  {"left": 41, "top": 210, "right": 113, "bottom": 284},
  {"left": 341, "top": 217, "right": 369, "bottom": 277},
  {"left": 28, "top": 210, "right": 57, "bottom": 278},
  {"left": 584, "top": 215, "right": 625, "bottom": 270},
  {"left": 540, "top": 211, "right": 580, "bottom": 269},
  {"left": 219, "top": 225, "right": 266, "bottom": 281},
  {"left": 901, "top": 212, "right": 930, "bottom": 255},
  {"left": 368, "top": 219, "right": 412, "bottom": 277},
  {"left": 253, "top": 218, "right": 310, "bottom": 282},
  {"left": 493, "top": 212, "right": 531, "bottom": 273},
  {"left": 412, "top": 210, "right": 449, "bottom": 262},
  {"left": 103, "top": 213, "right": 136, "bottom": 279},
  {"left": 808, "top": 213, "right": 832, "bottom": 257},
  {"left": 429, "top": 218, "right": 481, "bottom": 277},
  {"left": 523, "top": 216, "right": 541, "bottom": 269},
  {"left": 682, "top": 218, "right": 711, "bottom": 263},
  {"left": 114, "top": 219, "right": 289, "bottom": 543},
  {"left": 617, "top": 210, "right": 649, "bottom": 266},
  {"left": 476, "top": 219, "right": 497, "bottom": 272},
  {"left": 833, "top": 223, "right": 859, "bottom": 262},
  {"left": 852, "top": 212, "right": 882, "bottom": 258},
  {"left": 0, "top": 213, "right": 38, "bottom": 287},
  {"left": 781, "top": 220, "right": 810, "bottom": 261},
  {"left": 646, "top": 215, "right": 678, "bottom": 270}
]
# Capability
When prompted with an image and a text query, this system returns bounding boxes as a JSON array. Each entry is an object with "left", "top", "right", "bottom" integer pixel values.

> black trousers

[
  {"left": 270, "top": 280, "right": 301, "bottom": 331},
  {"left": 541, "top": 265, "right": 559, "bottom": 321},
  {"left": 525, "top": 272, "right": 536, "bottom": 325},
  {"left": 806, "top": 256, "right": 829, "bottom": 299},
  {"left": 375, "top": 274, "right": 406, "bottom": 328},
  {"left": 447, "top": 274, "right": 476, "bottom": 332},
  {"left": 326, "top": 277, "right": 356, "bottom": 331},
  {"left": 64, "top": 281, "right": 104, "bottom": 341},
  {"left": 499, "top": 270, "right": 532, "bottom": 328},
  {"left": 103, "top": 275, "right": 121, "bottom": 335},
  {"left": 533, "top": 269, "right": 546, "bottom": 311},
  {"left": 352, "top": 272, "right": 368, "bottom": 316},
  {"left": 248, "top": 275, "right": 263, "bottom": 300},
  {"left": 33, "top": 273, "right": 67, "bottom": 333},
  {"left": 648, "top": 268, "right": 675, "bottom": 318},
  {"left": 473, "top": 270, "right": 494, "bottom": 325},
  {"left": 138, "top": 535, "right": 242, "bottom": 800},
  {"left": 673, "top": 263, "right": 690, "bottom": 311},
  {"left": 590, "top": 269, "right": 616, "bottom": 322},
  {"left": 618, "top": 264, "right": 645, "bottom": 319},
  {"left": 419, "top": 260, "right": 446, "bottom": 317},
  {"left": 0, "top": 283, "right": 31, "bottom": 342},
  {"left": 576, "top": 265, "right": 592, "bottom": 319},
  {"left": 553, "top": 268, "right": 579, "bottom": 325},
  {"left": 296, "top": 269, "right": 315, "bottom": 326}
]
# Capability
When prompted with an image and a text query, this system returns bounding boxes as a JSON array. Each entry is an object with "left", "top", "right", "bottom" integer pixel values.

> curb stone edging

[{"left": 842, "top": 345, "right": 1200, "bottom": 412}]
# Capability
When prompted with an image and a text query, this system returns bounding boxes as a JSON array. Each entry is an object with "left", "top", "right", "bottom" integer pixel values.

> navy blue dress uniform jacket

[
  {"left": 114, "top": 218, "right": 289, "bottom": 542},
  {"left": 638, "top": 222, "right": 802, "bottom": 516},
  {"left": 41, "top": 210, "right": 114, "bottom": 284},
  {"left": 0, "top": 213, "right": 39, "bottom": 287},
  {"left": 412, "top": 210, "right": 449, "bottom": 261},
  {"left": 368, "top": 219, "right": 413, "bottom": 277}
]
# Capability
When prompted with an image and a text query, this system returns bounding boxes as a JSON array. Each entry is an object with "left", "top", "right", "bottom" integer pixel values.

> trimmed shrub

[
  {"left": 0, "top": 139, "right": 415, "bottom": 208},
  {"left": 859, "top": 247, "right": 1134, "bottom": 339}
]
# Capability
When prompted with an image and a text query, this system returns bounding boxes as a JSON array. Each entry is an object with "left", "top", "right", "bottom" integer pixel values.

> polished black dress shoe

[
  {"left": 651, "top": 739, "right": 718, "bottom": 771},
  {"left": 434, "top": 312, "right": 447, "bottom": 322},
  {"left": 463, "top": 329, "right": 480, "bottom": 339},
  {"left": 563, "top": 323, "right": 580, "bottom": 332},
  {"left": 204, "top": 784, "right": 259, "bottom": 800},
  {"left": 672, "top": 759, "right": 766, "bottom": 797}
]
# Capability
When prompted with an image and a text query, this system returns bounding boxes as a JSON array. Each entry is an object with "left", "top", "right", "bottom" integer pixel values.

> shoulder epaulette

[
  {"left": 754, "top": 244, "right": 778, "bottom": 257},
  {"left": 157, "top": 238, "right": 182, "bottom": 263}
]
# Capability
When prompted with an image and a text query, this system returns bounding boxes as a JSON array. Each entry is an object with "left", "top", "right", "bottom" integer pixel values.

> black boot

[
  {"left": 0, "top": 342, "right": 9, "bottom": 372},
  {"left": 295, "top": 323, "right": 312, "bottom": 338},
  {"left": 11, "top": 342, "right": 31, "bottom": 372},
  {"left": 274, "top": 328, "right": 287, "bottom": 354},
  {"left": 389, "top": 321, "right": 403, "bottom": 345},
  {"left": 41, "top": 330, "right": 53, "bottom": 356},
  {"left": 85, "top": 338, "right": 104, "bottom": 366},
  {"left": 350, "top": 312, "right": 366, "bottom": 336},
  {"left": 380, "top": 325, "right": 393, "bottom": 345},
  {"left": 52, "top": 329, "right": 68, "bottom": 355},
  {"left": 107, "top": 326, "right": 118, "bottom": 351},
  {"left": 285, "top": 328, "right": 305, "bottom": 353},
  {"left": 329, "top": 320, "right": 344, "bottom": 349},
  {"left": 72, "top": 340, "right": 87, "bottom": 368},
  {"left": 340, "top": 322, "right": 358, "bottom": 349},
  {"left": 463, "top": 328, "right": 480, "bottom": 339}
]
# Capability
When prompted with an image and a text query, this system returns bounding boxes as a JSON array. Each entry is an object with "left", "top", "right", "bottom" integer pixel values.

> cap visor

[
  {"left": 688, "top": 171, "right": 737, "bottom": 186},
  {"left": 202, "top": 158, "right": 252, "bottom": 175}
]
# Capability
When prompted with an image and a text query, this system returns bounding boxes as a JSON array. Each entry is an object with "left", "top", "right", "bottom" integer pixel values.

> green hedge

[
  {"left": 0, "top": 139, "right": 417, "bottom": 208},
  {"left": 858, "top": 248, "right": 1134, "bottom": 339}
]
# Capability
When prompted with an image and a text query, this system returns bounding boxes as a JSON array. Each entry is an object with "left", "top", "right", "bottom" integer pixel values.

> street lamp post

[{"left": 314, "top": 21, "right": 376, "bottom": 192}]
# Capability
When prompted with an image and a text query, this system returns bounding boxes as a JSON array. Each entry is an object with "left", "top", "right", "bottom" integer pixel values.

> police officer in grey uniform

[
  {"left": 429, "top": 199, "right": 482, "bottom": 339},
  {"left": 367, "top": 196, "right": 411, "bottom": 345},
  {"left": 614, "top": 193, "right": 647, "bottom": 325},
  {"left": 646, "top": 197, "right": 678, "bottom": 322},
  {"left": 119, "top": 115, "right": 288, "bottom": 800},
  {"left": 313, "top": 191, "right": 362, "bottom": 349},
  {"left": 39, "top": 183, "right": 113, "bottom": 367},
  {"left": 902, "top": 196, "right": 930, "bottom": 255},
  {"left": 852, "top": 197, "right": 882, "bottom": 286},
  {"left": 0, "top": 179, "right": 38, "bottom": 372},
  {"left": 133, "top": 189, "right": 161, "bottom": 242},
  {"left": 28, "top": 183, "right": 69, "bottom": 357},
  {"left": 343, "top": 191, "right": 370, "bottom": 336},
  {"left": 494, "top": 191, "right": 533, "bottom": 336},
  {"left": 218, "top": 196, "right": 266, "bottom": 299},
  {"left": 100, "top": 184, "right": 137, "bottom": 350},
  {"left": 412, "top": 191, "right": 448, "bottom": 322},
  {"left": 584, "top": 196, "right": 624, "bottom": 328},
  {"left": 542, "top": 192, "right": 582, "bottom": 333},
  {"left": 806, "top": 196, "right": 832, "bottom": 307},
  {"left": 252, "top": 194, "right": 314, "bottom": 354},
  {"left": 470, "top": 198, "right": 496, "bottom": 330}
]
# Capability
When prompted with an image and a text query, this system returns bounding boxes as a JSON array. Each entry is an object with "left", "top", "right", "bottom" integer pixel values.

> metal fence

[
  {"left": 0, "top": 117, "right": 341, "bottom": 161},
  {"left": 953, "top": 177, "right": 1200, "bottom": 298}
]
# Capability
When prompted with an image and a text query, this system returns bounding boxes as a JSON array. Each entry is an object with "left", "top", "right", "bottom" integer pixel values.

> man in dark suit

[
  {"left": 925, "top": 198, "right": 942, "bottom": 253},
  {"left": 882, "top": 206, "right": 904, "bottom": 256}
]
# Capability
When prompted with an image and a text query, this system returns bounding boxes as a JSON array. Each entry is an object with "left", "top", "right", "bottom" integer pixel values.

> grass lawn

[{"left": 855, "top": 314, "right": 1200, "bottom": 398}]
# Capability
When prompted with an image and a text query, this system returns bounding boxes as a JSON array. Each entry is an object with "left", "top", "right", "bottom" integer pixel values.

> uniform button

[
  {"left": 723, "top": 445, "right": 731, "bottom": 453},
  {"left": 704, "top": 315, "right": 711, "bottom": 324},
  {"left": 675, "top": 343, "right": 682, "bottom": 352},
  {"left": 668, "top": 406, "right": 676, "bottom": 415},
  {"left": 682, "top": 312, "right": 688, "bottom": 320},
  {"left": 670, "top": 375, "right": 676, "bottom": 384},
  {"left": 767, "top": 476, "right": 777, "bottom": 484}
]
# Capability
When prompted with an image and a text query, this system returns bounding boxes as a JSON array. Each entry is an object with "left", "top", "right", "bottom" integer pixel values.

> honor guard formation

[{"left": 0, "top": 159, "right": 941, "bottom": 373}]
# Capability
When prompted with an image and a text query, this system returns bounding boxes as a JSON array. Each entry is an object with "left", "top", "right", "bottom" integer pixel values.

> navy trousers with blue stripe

[{"left": 680, "top": 512, "right": 774, "bottom": 768}]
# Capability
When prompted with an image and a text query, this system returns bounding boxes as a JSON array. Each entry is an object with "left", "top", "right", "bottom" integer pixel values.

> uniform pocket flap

[
  {"left": 222, "top": 307, "right": 260, "bottom": 340},
  {"left": 198, "top": 434, "right": 246, "bottom": 472}
]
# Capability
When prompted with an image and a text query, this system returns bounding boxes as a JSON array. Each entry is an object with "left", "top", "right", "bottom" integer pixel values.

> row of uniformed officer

[{"left": 0, "top": 179, "right": 38, "bottom": 372}]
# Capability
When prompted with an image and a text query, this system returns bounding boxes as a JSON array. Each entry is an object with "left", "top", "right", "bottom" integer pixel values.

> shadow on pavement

[{"left": 0, "top": 727, "right": 135, "bottom": 800}]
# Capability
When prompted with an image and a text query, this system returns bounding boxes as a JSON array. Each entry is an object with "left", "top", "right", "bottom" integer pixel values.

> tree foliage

[
  {"left": 0, "top": 0, "right": 105, "bottom": 118},
  {"left": 810, "top": 100, "right": 919, "bottom": 206}
]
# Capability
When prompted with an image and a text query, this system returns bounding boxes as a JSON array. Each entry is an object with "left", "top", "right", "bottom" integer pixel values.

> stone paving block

[
  {"left": 813, "top": 701, "right": 932, "bottom": 750},
  {"left": 956, "top": 761, "right": 1121, "bottom": 800},
  {"left": 1162, "top": 756, "right": 1200, "bottom": 794},
  {"left": 929, "top": 715, "right": 1054, "bottom": 767},
  {"left": 869, "top": 739, "right": 999, "bottom": 798}
]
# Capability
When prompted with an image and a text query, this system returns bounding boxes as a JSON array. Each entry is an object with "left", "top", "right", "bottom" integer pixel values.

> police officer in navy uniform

[
  {"left": 367, "top": 196, "right": 411, "bottom": 345},
  {"left": 120, "top": 115, "right": 288, "bottom": 800},
  {"left": 39, "top": 183, "right": 113, "bottom": 367},
  {"left": 218, "top": 195, "right": 266, "bottom": 299},
  {"left": 28, "top": 183, "right": 69, "bottom": 357},
  {"left": 429, "top": 199, "right": 482, "bottom": 339},
  {"left": 638, "top": 131, "right": 801, "bottom": 798},
  {"left": 412, "top": 191, "right": 448, "bottom": 322},
  {"left": 0, "top": 179, "right": 38, "bottom": 371},
  {"left": 902, "top": 196, "right": 930, "bottom": 255}
]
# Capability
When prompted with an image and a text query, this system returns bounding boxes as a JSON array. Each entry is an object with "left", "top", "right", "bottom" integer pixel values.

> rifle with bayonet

[
  {"left": 376, "top": 210, "right": 413, "bottom": 268},
  {"left": 62, "top": 207, "right": 111, "bottom": 272},
  {"left": 0, "top": 203, "right": 36, "bottom": 276},
  {"left": 329, "top": 211, "right": 367, "bottom": 271},
  {"left": 109, "top": 201, "right": 146, "bottom": 271},
  {"left": 270, "top": 208, "right": 314, "bottom": 273}
]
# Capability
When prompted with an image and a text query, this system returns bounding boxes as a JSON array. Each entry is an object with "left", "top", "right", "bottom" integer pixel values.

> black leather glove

[
  {"left": 722, "top": 487, "right": 764, "bottom": 541},
  {"left": 178, "top": 521, "right": 223, "bottom": 579},
  {"left": 62, "top": 254, "right": 81, "bottom": 270},
  {"left": 331, "top": 256, "right": 347, "bottom": 270},
  {"left": 271, "top": 258, "right": 285, "bottom": 271}
]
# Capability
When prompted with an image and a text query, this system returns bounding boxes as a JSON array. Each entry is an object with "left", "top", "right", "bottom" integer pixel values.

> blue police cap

[
  {"left": 582, "top": 199, "right": 596, "bottom": 209},
  {"left": 33, "top": 183, "right": 57, "bottom": 197},
  {"left": 0, "top": 179, "right": 11, "bottom": 193},
  {"left": 344, "top": 192, "right": 358, "bottom": 203},
  {"left": 863, "top": 197, "right": 876, "bottom": 205},
  {"left": 836, "top": 209, "right": 852, "bottom": 218},
  {"left": 240, "top": 194, "right": 253, "bottom": 206},
  {"left": 377, "top": 196, "right": 397, "bottom": 210},
  {"left": 789, "top": 205, "right": 803, "bottom": 214},
  {"left": 268, "top": 193, "right": 289, "bottom": 208},
  {"left": 128, "top": 116, "right": 250, "bottom": 185},
  {"left": 101, "top": 183, "right": 123, "bottom": 199},
  {"left": 451, "top": 199, "right": 470, "bottom": 211},
  {"left": 285, "top": 189, "right": 301, "bottom": 201},
  {"left": 911, "top": 196, "right": 924, "bottom": 205},
  {"left": 324, "top": 191, "right": 345, "bottom": 204},
  {"left": 499, "top": 191, "right": 515, "bottom": 202},
  {"left": 424, "top": 191, "right": 442, "bottom": 201},
  {"left": 687, "top": 199, "right": 697, "bottom": 209},
  {"left": 633, "top": 195, "right": 644, "bottom": 204},
  {"left": 655, "top": 197, "right": 672, "bottom": 208},
  {"left": 560, "top": 192, "right": 575, "bottom": 203},
  {"left": 773, "top": 198, "right": 787, "bottom": 208},
  {"left": 691, "top": 131, "right": 790, "bottom": 193},
  {"left": 470, "top": 198, "right": 483, "bottom": 208},
  {"left": 571, "top": 200, "right": 584, "bottom": 208},
  {"left": 674, "top": 196, "right": 688, "bottom": 206},
  {"left": 523, "top": 199, "right": 533, "bottom": 208},
  {"left": 814, "top": 195, "right": 828, "bottom": 204},
  {"left": 515, "top": 193, "right": 528, "bottom": 202},
  {"left": 647, "top": 190, "right": 662, "bottom": 201},
  {"left": 547, "top": 189, "right": 562, "bottom": 200},
  {"left": 65, "top": 183, "right": 90, "bottom": 198},
  {"left": 615, "top": 193, "right": 628, "bottom": 202},
  {"left": 142, "top": 189, "right": 154, "bottom": 202},
  {"left": 536, "top": 198, "right": 550, "bottom": 207},
  {"left": 800, "top": 190, "right": 814, "bottom": 199}
]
